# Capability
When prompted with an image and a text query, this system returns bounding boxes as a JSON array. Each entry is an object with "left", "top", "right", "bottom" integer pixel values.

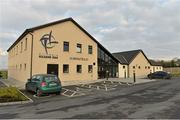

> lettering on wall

[
  {"left": 70, "top": 57, "right": 88, "bottom": 61},
  {"left": 39, "top": 53, "right": 58, "bottom": 59}
]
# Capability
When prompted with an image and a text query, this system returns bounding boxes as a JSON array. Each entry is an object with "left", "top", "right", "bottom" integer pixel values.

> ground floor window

[
  {"left": 77, "top": 65, "right": 82, "bottom": 73},
  {"left": 88, "top": 65, "right": 93, "bottom": 73},
  {"left": 63, "top": 64, "right": 69, "bottom": 73}
]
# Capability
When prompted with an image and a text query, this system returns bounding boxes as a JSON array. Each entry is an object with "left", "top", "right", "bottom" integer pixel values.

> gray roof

[
  {"left": 149, "top": 59, "right": 162, "bottom": 66},
  {"left": 113, "top": 49, "right": 150, "bottom": 65}
]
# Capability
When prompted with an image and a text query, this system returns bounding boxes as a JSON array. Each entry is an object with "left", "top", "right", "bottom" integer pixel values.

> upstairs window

[
  {"left": 25, "top": 38, "right": 27, "bottom": 51},
  {"left": 63, "top": 41, "right": 69, "bottom": 52},
  {"left": 76, "top": 44, "right": 82, "bottom": 53},
  {"left": 88, "top": 45, "right": 93, "bottom": 54},
  {"left": 21, "top": 42, "right": 23, "bottom": 53}
]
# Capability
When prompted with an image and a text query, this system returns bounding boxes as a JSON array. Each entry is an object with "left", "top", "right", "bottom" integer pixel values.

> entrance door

[{"left": 47, "top": 64, "right": 59, "bottom": 76}]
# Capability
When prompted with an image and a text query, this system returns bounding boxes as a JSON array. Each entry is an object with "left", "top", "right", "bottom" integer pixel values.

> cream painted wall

[
  {"left": 8, "top": 21, "right": 98, "bottom": 82},
  {"left": 8, "top": 34, "right": 32, "bottom": 82},
  {"left": 33, "top": 21, "right": 98, "bottom": 81},
  {"left": 151, "top": 66, "right": 163, "bottom": 73},
  {"left": 118, "top": 64, "right": 128, "bottom": 78},
  {"left": 129, "top": 52, "right": 151, "bottom": 78}
]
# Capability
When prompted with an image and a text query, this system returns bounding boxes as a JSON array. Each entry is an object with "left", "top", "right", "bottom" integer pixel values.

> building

[
  {"left": 113, "top": 49, "right": 163, "bottom": 78},
  {"left": 7, "top": 18, "right": 163, "bottom": 83},
  {"left": 7, "top": 18, "right": 119, "bottom": 83},
  {"left": 149, "top": 59, "right": 163, "bottom": 73}
]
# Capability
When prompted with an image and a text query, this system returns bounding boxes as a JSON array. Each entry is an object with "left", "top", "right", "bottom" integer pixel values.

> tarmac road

[{"left": 0, "top": 78, "right": 180, "bottom": 119}]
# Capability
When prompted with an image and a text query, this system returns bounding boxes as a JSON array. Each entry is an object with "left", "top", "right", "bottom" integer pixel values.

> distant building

[
  {"left": 149, "top": 59, "right": 163, "bottom": 73},
  {"left": 113, "top": 50, "right": 163, "bottom": 78}
]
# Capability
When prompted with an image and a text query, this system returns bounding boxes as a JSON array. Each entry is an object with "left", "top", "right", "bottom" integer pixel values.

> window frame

[
  {"left": 63, "top": 64, "right": 69, "bottom": 73},
  {"left": 88, "top": 45, "right": 93, "bottom": 54},
  {"left": 76, "top": 43, "right": 82, "bottom": 53},
  {"left": 88, "top": 65, "right": 93, "bottom": 73},
  {"left": 63, "top": 41, "right": 69, "bottom": 52},
  {"left": 77, "top": 65, "right": 82, "bottom": 73}
]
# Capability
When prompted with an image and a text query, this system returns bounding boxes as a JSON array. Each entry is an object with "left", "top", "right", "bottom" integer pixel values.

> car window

[
  {"left": 32, "top": 75, "right": 42, "bottom": 82},
  {"left": 31, "top": 75, "right": 36, "bottom": 79},
  {"left": 44, "top": 76, "right": 58, "bottom": 82}
]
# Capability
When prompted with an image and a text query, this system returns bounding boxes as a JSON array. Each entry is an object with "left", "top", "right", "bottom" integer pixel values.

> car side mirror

[{"left": 28, "top": 79, "right": 31, "bottom": 82}]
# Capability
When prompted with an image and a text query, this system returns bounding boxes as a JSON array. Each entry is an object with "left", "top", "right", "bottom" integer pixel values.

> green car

[{"left": 25, "top": 74, "right": 62, "bottom": 96}]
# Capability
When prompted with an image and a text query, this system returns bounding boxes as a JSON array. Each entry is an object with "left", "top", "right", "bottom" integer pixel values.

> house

[
  {"left": 149, "top": 59, "right": 163, "bottom": 73},
  {"left": 113, "top": 49, "right": 153, "bottom": 78}
]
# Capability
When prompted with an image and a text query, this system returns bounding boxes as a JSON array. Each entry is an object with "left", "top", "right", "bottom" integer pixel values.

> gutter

[{"left": 29, "top": 32, "right": 34, "bottom": 78}]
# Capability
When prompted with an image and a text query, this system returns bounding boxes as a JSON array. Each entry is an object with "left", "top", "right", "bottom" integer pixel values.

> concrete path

[{"left": 0, "top": 78, "right": 26, "bottom": 89}]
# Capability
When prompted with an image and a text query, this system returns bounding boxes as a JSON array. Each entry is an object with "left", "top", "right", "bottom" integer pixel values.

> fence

[{"left": 163, "top": 67, "right": 180, "bottom": 74}]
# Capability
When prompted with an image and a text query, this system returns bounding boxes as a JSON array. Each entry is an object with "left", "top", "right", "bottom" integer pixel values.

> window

[
  {"left": 145, "top": 66, "right": 147, "bottom": 69},
  {"left": 77, "top": 65, "right": 82, "bottom": 73},
  {"left": 63, "top": 64, "right": 69, "bottom": 73},
  {"left": 16, "top": 46, "right": 18, "bottom": 55},
  {"left": 133, "top": 66, "right": 135, "bottom": 69},
  {"left": 25, "top": 38, "right": 27, "bottom": 50},
  {"left": 88, "top": 45, "right": 93, "bottom": 54},
  {"left": 14, "top": 48, "right": 16, "bottom": 56},
  {"left": 148, "top": 66, "right": 150, "bottom": 69},
  {"left": 21, "top": 42, "right": 23, "bottom": 53},
  {"left": 123, "top": 66, "right": 125, "bottom": 69},
  {"left": 156, "top": 67, "right": 158, "bottom": 69},
  {"left": 138, "top": 66, "right": 141, "bottom": 69},
  {"left": 76, "top": 44, "right": 82, "bottom": 53},
  {"left": 24, "top": 64, "right": 26, "bottom": 70},
  {"left": 88, "top": 65, "right": 93, "bottom": 73},
  {"left": 63, "top": 41, "right": 69, "bottom": 52},
  {"left": 20, "top": 64, "right": 22, "bottom": 70}
]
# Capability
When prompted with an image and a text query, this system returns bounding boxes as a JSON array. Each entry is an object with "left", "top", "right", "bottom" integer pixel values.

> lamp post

[{"left": 133, "top": 70, "right": 136, "bottom": 83}]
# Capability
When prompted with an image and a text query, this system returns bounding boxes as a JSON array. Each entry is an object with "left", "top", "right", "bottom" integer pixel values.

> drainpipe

[{"left": 29, "top": 32, "right": 34, "bottom": 78}]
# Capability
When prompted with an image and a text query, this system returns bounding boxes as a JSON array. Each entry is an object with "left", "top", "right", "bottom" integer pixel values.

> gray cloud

[{"left": 0, "top": 0, "right": 180, "bottom": 69}]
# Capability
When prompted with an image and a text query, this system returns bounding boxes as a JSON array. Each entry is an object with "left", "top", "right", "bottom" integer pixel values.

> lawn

[
  {"left": 0, "top": 87, "right": 28, "bottom": 103},
  {"left": 0, "top": 70, "right": 8, "bottom": 79}
]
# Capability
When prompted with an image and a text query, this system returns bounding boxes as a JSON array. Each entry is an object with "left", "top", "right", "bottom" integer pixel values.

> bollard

[
  {"left": 133, "top": 71, "right": 136, "bottom": 83},
  {"left": 124, "top": 70, "right": 126, "bottom": 79}
]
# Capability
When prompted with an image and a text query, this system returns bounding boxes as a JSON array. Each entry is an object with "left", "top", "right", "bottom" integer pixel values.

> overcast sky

[{"left": 0, "top": 0, "right": 180, "bottom": 69}]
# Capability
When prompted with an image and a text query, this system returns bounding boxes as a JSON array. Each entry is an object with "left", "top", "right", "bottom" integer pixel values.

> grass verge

[
  {"left": 171, "top": 73, "right": 180, "bottom": 77},
  {"left": 0, "top": 70, "right": 8, "bottom": 79},
  {"left": 0, "top": 87, "right": 28, "bottom": 103}
]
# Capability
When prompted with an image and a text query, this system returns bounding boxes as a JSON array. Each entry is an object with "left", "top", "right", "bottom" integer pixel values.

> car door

[
  {"left": 27, "top": 75, "right": 37, "bottom": 91},
  {"left": 31, "top": 76, "right": 42, "bottom": 92}
]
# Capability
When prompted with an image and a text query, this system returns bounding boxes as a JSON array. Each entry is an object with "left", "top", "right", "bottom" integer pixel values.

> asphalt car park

[{"left": 21, "top": 80, "right": 134, "bottom": 100}]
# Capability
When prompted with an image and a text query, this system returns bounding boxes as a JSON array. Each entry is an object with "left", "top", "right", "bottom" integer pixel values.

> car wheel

[
  {"left": 36, "top": 89, "right": 42, "bottom": 97},
  {"left": 25, "top": 85, "right": 29, "bottom": 92}
]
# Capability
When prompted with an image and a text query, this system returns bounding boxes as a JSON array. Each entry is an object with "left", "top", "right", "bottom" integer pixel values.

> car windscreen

[{"left": 44, "top": 76, "right": 59, "bottom": 82}]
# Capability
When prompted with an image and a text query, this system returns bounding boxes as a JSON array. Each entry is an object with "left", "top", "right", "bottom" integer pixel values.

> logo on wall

[{"left": 40, "top": 31, "right": 58, "bottom": 54}]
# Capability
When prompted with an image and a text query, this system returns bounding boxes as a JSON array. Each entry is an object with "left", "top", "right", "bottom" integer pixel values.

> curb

[{"left": 0, "top": 80, "right": 34, "bottom": 106}]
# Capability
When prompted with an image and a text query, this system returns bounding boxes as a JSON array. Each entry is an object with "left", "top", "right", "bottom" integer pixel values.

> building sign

[
  {"left": 40, "top": 30, "right": 58, "bottom": 54},
  {"left": 70, "top": 57, "right": 88, "bottom": 61},
  {"left": 39, "top": 53, "right": 58, "bottom": 59}
]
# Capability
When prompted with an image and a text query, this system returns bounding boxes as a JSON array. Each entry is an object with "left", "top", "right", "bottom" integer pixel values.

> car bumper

[{"left": 40, "top": 86, "right": 62, "bottom": 94}]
